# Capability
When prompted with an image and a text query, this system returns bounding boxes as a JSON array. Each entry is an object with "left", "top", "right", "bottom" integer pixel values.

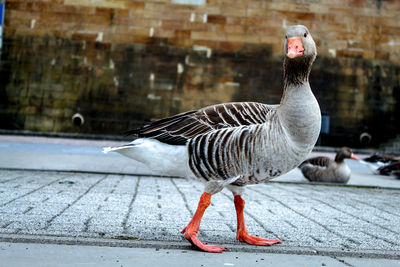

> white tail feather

[
  {"left": 102, "top": 145, "right": 134, "bottom": 154},
  {"left": 102, "top": 138, "right": 188, "bottom": 177}
]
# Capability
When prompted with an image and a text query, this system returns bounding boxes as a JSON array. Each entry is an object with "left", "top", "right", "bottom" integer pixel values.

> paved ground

[
  {"left": 1, "top": 242, "right": 400, "bottom": 267},
  {"left": 0, "top": 135, "right": 400, "bottom": 266}
]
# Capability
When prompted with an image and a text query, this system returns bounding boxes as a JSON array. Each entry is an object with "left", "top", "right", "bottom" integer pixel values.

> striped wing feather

[
  {"left": 126, "top": 102, "right": 275, "bottom": 145},
  {"left": 300, "top": 156, "right": 332, "bottom": 168}
]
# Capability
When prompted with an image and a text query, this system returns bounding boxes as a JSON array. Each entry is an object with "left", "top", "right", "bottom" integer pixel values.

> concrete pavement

[
  {"left": 1, "top": 242, "right": 400, "bottom": 267},
  {"left": 0, "top": 135, "right": 400, "bottom": 266}
]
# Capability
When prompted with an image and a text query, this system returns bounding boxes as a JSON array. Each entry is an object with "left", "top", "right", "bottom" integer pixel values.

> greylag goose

[
  {"left": 298, "top": 147, "right": 359, "bottom": 184},
  {"left": 103, "top": 25, "right": 321, "bottom": 253}
]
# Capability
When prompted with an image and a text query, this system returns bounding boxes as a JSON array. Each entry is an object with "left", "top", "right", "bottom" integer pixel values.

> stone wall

[{"left": 0, "top": 0, "right": 399, "bottom": 147}]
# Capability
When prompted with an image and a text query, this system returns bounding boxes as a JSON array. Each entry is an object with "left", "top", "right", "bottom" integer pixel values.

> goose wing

[
  {"left": 299, "top": 156, "right": 332, "bottom": 168},
  {"left": 126, "top": 102, "right": 276, "bottom": 145}
]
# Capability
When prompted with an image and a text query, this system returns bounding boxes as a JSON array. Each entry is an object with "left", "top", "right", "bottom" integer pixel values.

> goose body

[
  {"left": 104, "top": 25, "right": 321, "bottom": 252},
  {"left": 298, "top": 147, "right": 359, "bottom": 184}
]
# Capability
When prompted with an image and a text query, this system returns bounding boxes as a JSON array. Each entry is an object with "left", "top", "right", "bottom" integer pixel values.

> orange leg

[
  {"left": 181, "top": 192, "right": 227, "bottom": 253},
  {"left": 234, "top": 195, "right": 282, "bottom": 246}
]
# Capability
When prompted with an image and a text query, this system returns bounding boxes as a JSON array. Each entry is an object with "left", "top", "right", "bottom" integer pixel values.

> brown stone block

[
  {"left": 145, "top": 2, "right": 168, "bottom": 11},
  {"left": 53, "top": 30, "right": 72, "bottom": 39},
  {"left": 25, "top": 2, "right": 55, "bottom": 12},
  {"left": 382, "top": 26, "right": 400, "bottom": 36},
  {"left": 192, "top": 40, "right": 219, "bottom": 49},
  {"left": 248, "top": 26, "right": 280, "bottom": 36},
  {"left": 7, "top": 10, "right": 40, "bottom": 20},
  {"left": 105, "top": 33, "right": 135, "bottom": 44},
  {"left": 260, "top": 35, "right": 281, "bottom": 45},
  {"left": 336, "top": 32, "right": 355, "bottom": 40},
  {"left": 95, "top": 7, "right": 115, "bottom": 16},
  {"left": 3, "top": 27, "right": 17, "bottom": 37},
  {"left": 133, "top": 19, "right": 161, "bottom": 28},
  {"left": 218, "top": 24, "right": 244, "bottom": 34},
  {"left": 226, "top": 33, "right": 259, "bottom": 44},
  {"left": 164, "top": 11, "right": 191, "bottom": 21},
  {"left": 184, "top": 22, "right": 209, "bottom": 31},
  {"left": 125, "top": 1, "right": 145, "bottom": 9},
  {"left": 226, "top": 16, "right": 242, "bottom": 25},
  {"left": 114, "top": 26, "right": 149, "bottom": 36},
  {"left": 80, "top": 23, "right": 110, "bottom": 32},
  {"left": 266, "top": 2, "right": 297, "bottom": 12},
  {"left": 375, "top": 51, "right": 389, "bottom": 60},
  {"left": 247, "top": 9, "right": 270, "bottom": 18},
  {"left": 162, "top": 20, "right": 185, "bottom": 30},
  {"left": 348, "top": 0, "right": 365, "bottom": 7},
  {"left": 244, "top": 17, "right": 263, "bottom": 26},
  {"left": 336, "top": 49, "right": 363, "bottom": 58},
  {"left": 208, "top": 15, "right": 226, "bottom": 24},
  {"left": 113, "top": 16, "right": 135, "bottom": 25},
  {"left": 316, "top": 13, "right": 337, "bottom": 24},
  {"left": 168, "top": 37, "right": 193, "bottom": 47},
  {"left": 373, "top": 17, "right": 398, "bottom": 28},
  {"left": 221, "top": 7, "right": 246, "bottom": 17},
  {"left": 196, "top": 5, "right": 221, "bottom": 16},
  {"left": 133, "top": 35, "right": 151, "bottom": 44},
  {"left": 35, "top": 20, "right": 60, "bottom": 30},
  {"left": 191, "top": 31, "right": 226, "bottom": 41},
  {"left": 16, "top": 28, "right": 47, "bottom": 37},
  {"left": 40, "top": 12, "right": 84, "bottom": 23},
  {"left": 362, "top": 50, "right": 375, "bottom": 59},
  {"left": 5, "top": 1, "right": 26, "bottom": 10},
  {"left": 218, "top": 41, "right": 244, "bottom": 51},
  {"left": 165, "top": 3, "right": 197, "bottom": 11},
  {"left": 175, "top": 30, "right": 191, "bottom": 39},
  {"left": 325, "top": 23, "right": 349, "bottom": 33},
  {"left": 84, "top": 15, "right": 111, "bottom": 25},
  {"left": 5, "top": 18, "right": 31, "bottom": 28},
  {"left": 130, "top": 9, "right": 149, "bottom": 18},
  {"left": 154, "top": 28, "right": 175, "bottom": 38},
  {"left": 278, "top": 11, "right": 315, "bottom": 21},
  {"left": 72, "top": 32, "right": 98, "bottom": 41}
]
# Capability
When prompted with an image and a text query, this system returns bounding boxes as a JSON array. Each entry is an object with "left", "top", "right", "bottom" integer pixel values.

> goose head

[
  {"left": 284, "top": 25, "right": 317, "bottom": 61},
  {"left": 335, "top": 147, "right": 359, "bottom": 163},
  {"left": 283, "top": 25, "right": 317, "bottom": 85}
]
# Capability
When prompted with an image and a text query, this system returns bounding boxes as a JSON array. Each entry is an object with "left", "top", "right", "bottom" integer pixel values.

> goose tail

[{"left": 102, "top": 144, "right": 135, "bottom": 154}]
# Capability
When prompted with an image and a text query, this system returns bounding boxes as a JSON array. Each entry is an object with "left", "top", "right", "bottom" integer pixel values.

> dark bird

[
  {"left": 298, "top": 147, "right": 359, "bottom": 184},
  {"left": 104, "top": 25, "right": 320, "bottom": 253},
  {"left": 377, "top": 161, "right": 400, "bottom": 177},
  {"left": 363, "top": 153, "right": 398, "bottom": 164},
  {"left": 361, "top": 153, "right": 399, "bottom": 175}
]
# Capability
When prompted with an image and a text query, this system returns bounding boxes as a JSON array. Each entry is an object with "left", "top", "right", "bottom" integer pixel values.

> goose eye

[{"left": 304, "top": 32, "right": 308, "bottom": 38}]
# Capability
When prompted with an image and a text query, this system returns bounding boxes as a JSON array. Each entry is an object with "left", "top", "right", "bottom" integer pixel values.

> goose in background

[
  {"left": 377, "top": 161, "right": 400, "bottom": 178},
  {"left": 360, "top": 153, "right": 399, "bottom": 175},
  {"left": 298, "top": 147, "right": 359, "bottom": 184},
  {"left": 103, "top": 25, "right": 321, "bottom": 253}
]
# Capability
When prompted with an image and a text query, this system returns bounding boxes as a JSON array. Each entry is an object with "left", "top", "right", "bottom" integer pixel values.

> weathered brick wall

[{"left": 0, "top": 0, "right": 399, "bottom": 147}]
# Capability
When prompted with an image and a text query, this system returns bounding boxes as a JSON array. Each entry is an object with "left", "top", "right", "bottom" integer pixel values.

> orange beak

[
  {"left": 350, "top": 154, "right": 359, "bottom": 160},
  {"left": 287, "top": 37, "right": 304, "bottom": 58}
]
